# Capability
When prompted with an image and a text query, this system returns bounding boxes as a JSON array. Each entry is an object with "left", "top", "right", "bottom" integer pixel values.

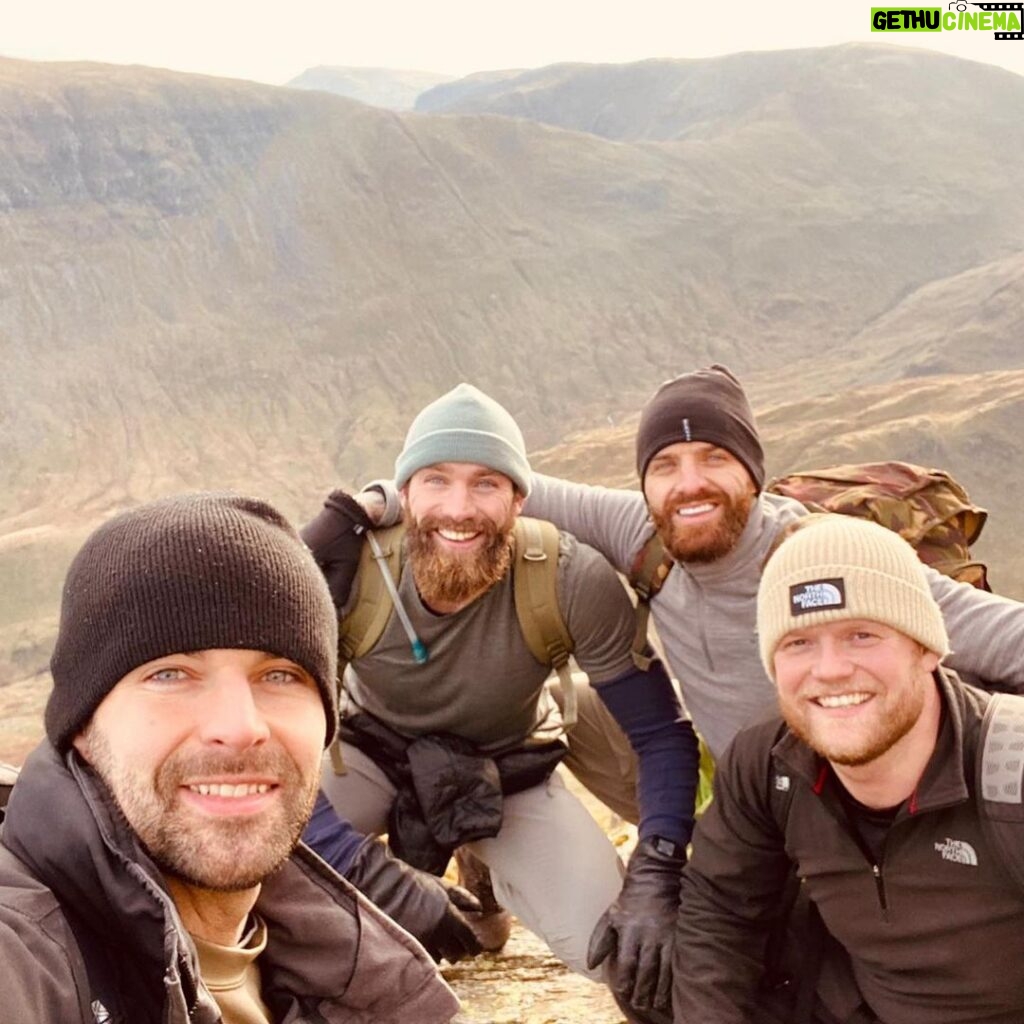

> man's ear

[
  {"left": 919, "top": 648, "right": 941, "bottom": 674},
  {"left": 512, "top": 492, "right": 526, "bottom": 517}
]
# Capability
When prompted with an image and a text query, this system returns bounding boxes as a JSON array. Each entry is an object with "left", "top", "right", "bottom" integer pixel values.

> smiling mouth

[
  {"left": 187, "top": 782, "right": 273, "bottom": 797},
  {"left": 674, "top": 502, "right": 717, "bottom": 519},
  {"left": 813, "top": 693, "right": 872, "bottom": 709},
  {"left": 437, "top": 527, "right": 481, "bottom": 542}
]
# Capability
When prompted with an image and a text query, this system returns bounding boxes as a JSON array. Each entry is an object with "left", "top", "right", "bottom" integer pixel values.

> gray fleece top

[{"left": 525, "top": 474, "right": 1024, "bottom": 758}]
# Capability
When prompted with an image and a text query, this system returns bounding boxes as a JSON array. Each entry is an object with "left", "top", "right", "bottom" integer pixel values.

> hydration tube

[{"left": 366, "top": 531, "right": 429, "bottom": 664}]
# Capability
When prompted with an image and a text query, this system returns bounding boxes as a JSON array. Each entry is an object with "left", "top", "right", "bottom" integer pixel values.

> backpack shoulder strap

[
  {"left": 330, "top": 523, "right": 407, "bottom": 775},
  {"left": 977, "top": 692, "right": 1024, "bottom": 891},
  {"left": 512, "top": 517, "right": 578, "bottom": 727},
  {"left": 337, "top": 522, "right": 408, "bottom": 665},
  {"left": 627, "top": 533, "right": 674, "bottom": 670}
]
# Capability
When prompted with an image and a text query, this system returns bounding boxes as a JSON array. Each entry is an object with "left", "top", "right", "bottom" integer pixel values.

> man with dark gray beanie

[
  {"left": 525, "top": 364, "right": 1024, "bottom": 761},
  {"left": 0, "top": 493, "right": 458, "bottom": 1024},
  {"left": 302, "top": 383, "right": 700, "bottom": 1023},
  {"left": 673, "top": 514, "right": 1024, "bottom": 1024}
]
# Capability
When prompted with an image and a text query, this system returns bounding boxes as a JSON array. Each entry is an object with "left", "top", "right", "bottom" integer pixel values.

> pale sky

[{"left": 3, "top": 0, "right": 1024, "bottom": 84}]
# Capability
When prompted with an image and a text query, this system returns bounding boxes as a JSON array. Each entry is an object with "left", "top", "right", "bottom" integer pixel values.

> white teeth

[
  {"left": 438, "top": 528, "right": 478, "bottom": 541},
  {"left": 189, "top": 783, "right": 270, "bottom": 797},
  {"left": 815, "top": 693, "right": 871, "bottom": 709},
  {"left": 675, "top": 503, "right": 715, "bottom": 518}
]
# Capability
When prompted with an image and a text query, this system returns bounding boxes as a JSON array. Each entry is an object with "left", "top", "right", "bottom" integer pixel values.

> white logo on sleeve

[{"left": 934, "top": 838, "right": 978, "bottom": 866}]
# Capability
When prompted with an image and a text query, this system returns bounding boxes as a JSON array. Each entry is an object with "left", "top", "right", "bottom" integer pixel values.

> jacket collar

[{"left": 2, "top": 741, "right": 213, "bottom": 1022}]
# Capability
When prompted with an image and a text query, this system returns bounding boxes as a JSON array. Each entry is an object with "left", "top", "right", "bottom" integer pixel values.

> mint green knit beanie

[{"left": 394, "top": 383, "right": 532, "bottom": 495}]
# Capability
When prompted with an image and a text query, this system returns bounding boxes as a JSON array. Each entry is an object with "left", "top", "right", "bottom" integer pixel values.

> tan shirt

[{"left": 192, "top": 917, "right": 272, "bottom": 1024}]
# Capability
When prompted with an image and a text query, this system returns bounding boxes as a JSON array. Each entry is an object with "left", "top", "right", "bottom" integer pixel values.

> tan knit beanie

[{"left": 757, "top": 515, "right": 949, "bottom": 679}]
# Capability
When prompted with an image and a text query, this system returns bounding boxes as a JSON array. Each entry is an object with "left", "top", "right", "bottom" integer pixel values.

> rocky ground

[{"left": 445, "top": 921, "right": 624, "bottom": 1024}]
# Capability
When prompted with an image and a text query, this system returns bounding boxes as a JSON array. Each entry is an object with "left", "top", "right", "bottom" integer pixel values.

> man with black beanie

[{"left": 0, "top": 493, "right": 458, "bottom": 1024}]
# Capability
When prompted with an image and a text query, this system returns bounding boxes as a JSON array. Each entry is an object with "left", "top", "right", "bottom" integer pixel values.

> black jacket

[{"left": 672, "top": 669, "right": 1024, "bottom": 1024}]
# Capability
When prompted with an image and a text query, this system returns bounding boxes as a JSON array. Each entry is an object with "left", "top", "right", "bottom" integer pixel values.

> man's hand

[
  {"left": 345, "top": 837, "right": 484, "bottom": 963},
  {"left": 587, "top": 836, "right": 686, "bottom": 1013},
  {"left": 353, "top": 487, "right": 387, "bottom": 525}
]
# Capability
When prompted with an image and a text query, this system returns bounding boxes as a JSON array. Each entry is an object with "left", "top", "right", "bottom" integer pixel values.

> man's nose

[
  {"left": 670, "top": 459, "right": 708, "bottom": 495},
  {"left": 197, "top": 672, "right": 270, "bottom": 750},
  {"left": 439, "top": 482, "right": 475, "bottom": 519},
  {"left": 811, "top": 639, "right": 854, "bottom": 682}
]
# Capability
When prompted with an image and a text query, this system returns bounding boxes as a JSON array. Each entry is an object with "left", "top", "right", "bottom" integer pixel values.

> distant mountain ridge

[
  {"left": 286, "top": 65, "right": 454, "bottom": 109},
  {"left": 414, "top": 43, "right": 1024, "bottom": 142}
]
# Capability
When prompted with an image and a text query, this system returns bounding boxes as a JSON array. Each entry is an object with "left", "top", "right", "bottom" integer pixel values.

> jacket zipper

[
  {"left": 682, "top": 568, "right": 715, "bottom": 671},
  {"left": 871, "top": 863, "right": 889, "bottom": 920}
]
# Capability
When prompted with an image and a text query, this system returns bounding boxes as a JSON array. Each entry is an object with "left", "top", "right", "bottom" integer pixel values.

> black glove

[
  {"left": 587, "top": 836, "right": 686, "bottom": 1013},
  {"left": 345, "top": 838, "right": 484, "bottom": 963},
  {"left": 300, "top": 491, "right": 375, "bottom": 610}
]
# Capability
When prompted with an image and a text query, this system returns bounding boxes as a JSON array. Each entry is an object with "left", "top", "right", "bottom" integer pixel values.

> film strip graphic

[{"left": 972, "top": 1, "right": 1024, "bottom": 38}]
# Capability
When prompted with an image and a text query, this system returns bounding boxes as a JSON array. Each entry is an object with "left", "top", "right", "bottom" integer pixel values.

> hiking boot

[{"left": 453, "top": 847, "right": 513, "bottom": 952}]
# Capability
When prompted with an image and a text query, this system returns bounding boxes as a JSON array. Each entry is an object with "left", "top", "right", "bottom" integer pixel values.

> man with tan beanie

[
  {"left": 672, "top": 514, "right": 1024, "bottom": 1024},
  {"left": 0, "top": 494, "right": 458, "bottom": 1024}
]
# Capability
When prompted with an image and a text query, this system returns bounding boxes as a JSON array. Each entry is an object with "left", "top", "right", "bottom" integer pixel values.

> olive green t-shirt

[{"left": 346, "top": 530, "right": 636, "bottom": 748}]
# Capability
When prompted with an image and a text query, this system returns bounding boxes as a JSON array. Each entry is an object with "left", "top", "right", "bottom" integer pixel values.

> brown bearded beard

[
  {"left": 649, "top": 485, "right": 754, "bottom": 564},
  {"left": 406, "top": 512, "right": 515, "bottom": 608}
]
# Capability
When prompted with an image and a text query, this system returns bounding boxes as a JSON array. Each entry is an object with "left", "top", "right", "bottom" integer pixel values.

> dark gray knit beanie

[
  {"left": 47, "top": 493, "right": 339, "bottom": 750},
  {"left": 635, "top": 364, "right": 765, "bottom": 491}
]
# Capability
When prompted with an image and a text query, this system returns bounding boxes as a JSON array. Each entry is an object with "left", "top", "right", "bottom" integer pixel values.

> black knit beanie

[
  {"left": 635, "top": 364, "right": 765, "bottom": 491},
  {"left": 47, "top": 493, "right": 339, "bottom": 751}
]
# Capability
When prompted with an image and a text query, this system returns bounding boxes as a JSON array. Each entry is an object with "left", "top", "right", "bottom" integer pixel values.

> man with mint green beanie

[{"left": 303, "top": 382, "right": 700, "bottom": 1024}]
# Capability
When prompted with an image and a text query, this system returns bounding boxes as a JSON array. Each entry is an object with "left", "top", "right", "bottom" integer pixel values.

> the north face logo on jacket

[
  {"left": 934, "top": 838, "right": 978, "bottom": 866},
  {"left": 789, "top": 579, "right": 846, "bottom": 614}
]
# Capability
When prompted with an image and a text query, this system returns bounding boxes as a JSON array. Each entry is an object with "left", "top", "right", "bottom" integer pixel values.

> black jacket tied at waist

[{"left": 341, "top": 711, "right": 567, "bottom": 875}]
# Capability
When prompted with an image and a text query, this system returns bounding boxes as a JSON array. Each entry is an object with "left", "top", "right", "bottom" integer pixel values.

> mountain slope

[{"left": 2, "top": 47, "right": 1024, "bottom": 686}]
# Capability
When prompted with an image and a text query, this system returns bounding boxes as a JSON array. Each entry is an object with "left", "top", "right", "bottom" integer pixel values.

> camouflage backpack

[{"left": 765, "top": 461, "right": 990, "bottom": 590}]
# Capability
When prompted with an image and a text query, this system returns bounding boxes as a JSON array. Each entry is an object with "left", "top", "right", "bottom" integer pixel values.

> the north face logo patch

[
  {"left": 934, "top": 838, "right": 978, "bottom": 866},
  {"left": 790, "top": 578, "right": 846, "bottom": 614}
]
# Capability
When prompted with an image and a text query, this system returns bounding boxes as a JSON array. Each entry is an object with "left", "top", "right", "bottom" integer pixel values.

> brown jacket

[{"left": 0, "top": 742, "right": 459, "bottom": 1024}]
